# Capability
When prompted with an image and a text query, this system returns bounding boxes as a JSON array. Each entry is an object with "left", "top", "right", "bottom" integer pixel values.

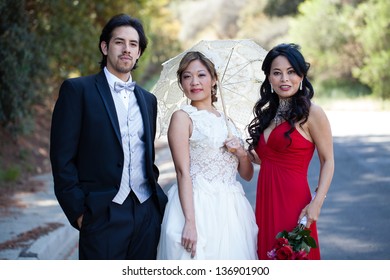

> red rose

[
  {"left": 270, "top": 221, "right": 317, "bottom": 260},
  {"left": 276, "top": 245, "right": 294, "bottom": 260},
  {"left": 294, "top": 250, "right": 309, "bottom": 260},
  {"left": 275, "top": 237, "right": 289, "bottom": 249}
]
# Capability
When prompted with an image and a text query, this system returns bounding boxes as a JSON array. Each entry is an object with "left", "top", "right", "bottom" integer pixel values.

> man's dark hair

[{"left": 98, "top": 14, "right": 148, "bottom": 70}]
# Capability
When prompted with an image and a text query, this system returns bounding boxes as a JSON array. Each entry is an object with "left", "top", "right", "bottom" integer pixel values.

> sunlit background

[{"left": 0, "top": 0, "right": 390, "bottom": 260}]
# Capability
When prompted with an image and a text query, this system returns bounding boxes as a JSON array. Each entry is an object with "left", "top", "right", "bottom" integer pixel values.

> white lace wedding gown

[{"left": 157, "top": 105, "right": 258, "bottom": 260}]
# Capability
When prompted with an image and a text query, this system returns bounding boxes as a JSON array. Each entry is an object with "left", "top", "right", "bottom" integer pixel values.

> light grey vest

[{"left": 111, "top": 89, "right": 151, "bottom": 204}]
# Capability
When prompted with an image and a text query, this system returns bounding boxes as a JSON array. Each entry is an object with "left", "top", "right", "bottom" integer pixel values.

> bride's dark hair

[{"left": 247, "top": 43, "right": 314, "bottom": 152}]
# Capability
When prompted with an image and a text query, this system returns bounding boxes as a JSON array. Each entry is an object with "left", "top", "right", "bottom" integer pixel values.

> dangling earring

[
  {"left": 270, "top": 84, "right": 274, "bottom": 93},
  {"left": 299, "top": 81, "right": 303, "bottom": 91},
  {"left": 211, "top": 87, "right": 217, "bottom": 103},
  {"left": 178, "top": 83, "right": 185, "bottom": 97}
]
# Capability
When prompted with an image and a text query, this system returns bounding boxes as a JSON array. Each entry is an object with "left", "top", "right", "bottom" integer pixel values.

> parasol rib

[{"left": 218, "top": 46, "right": 235, "bottom": 137}]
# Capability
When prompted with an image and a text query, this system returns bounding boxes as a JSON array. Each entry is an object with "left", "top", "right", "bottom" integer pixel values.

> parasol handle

[
  {"left": 217, "top": 79, "right": 232, "bottom": 136},
  {"left": 217, "top": 79, "right": 236, "bottom": 152}
]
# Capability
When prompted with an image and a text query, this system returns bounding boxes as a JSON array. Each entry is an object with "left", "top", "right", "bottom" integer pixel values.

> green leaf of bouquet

[
  {"left": 276, "top": 231, "right": 288, "bottom": 239},
  {"left": 306, "top": 236, "right": 317, "bottom": 248},
  {"left": 300, "top": 229, "right": 312, "bottom": 236},
  {"left": 294, "top": 244, "right": 302, "bottom": 252},
  {"left": 301, "top": 243, "right": 310, "bottom": 253},
  {"left": 292, "top": 227, "right": 300, "bottom": 233}
]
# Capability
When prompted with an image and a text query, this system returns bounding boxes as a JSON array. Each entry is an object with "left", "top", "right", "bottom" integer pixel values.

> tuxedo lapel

[
  {"left": 134, "top": 86, "right": 154, "bottom": 164},
  {"left": 95, "top": 72, "right": 122, "bottom": 144}
]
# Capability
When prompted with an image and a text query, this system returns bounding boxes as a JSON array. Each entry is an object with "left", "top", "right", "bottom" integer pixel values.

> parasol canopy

[{"left": 151, "top": 39, "right": 268, "bottom": 138}]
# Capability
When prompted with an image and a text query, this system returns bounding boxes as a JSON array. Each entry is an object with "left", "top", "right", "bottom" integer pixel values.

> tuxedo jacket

[{"left": 50, "top": 71, "right": 167, "bottom": 229}]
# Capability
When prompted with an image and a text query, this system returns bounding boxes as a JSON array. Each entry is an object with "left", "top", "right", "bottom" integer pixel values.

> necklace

[{"left": 274, "top": 98, "right": 292, "bottom": 126}]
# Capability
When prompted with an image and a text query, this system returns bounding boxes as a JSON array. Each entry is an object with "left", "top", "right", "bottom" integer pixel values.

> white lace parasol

[{"left": 151, "top": 39, "right": 268, "bottom": 137}]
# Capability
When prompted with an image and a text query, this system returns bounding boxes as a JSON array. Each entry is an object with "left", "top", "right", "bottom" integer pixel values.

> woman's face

[
  {"left": 180, "top": 60, "right": 216, "bottom": 103},
  {"left": 268, "top": 55, "right": 303, "bottom": 99}
]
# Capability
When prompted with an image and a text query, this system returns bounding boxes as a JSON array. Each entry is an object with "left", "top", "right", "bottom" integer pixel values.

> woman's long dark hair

[{"left": 247, "top": 43, "right": 314, "bottom": 152}]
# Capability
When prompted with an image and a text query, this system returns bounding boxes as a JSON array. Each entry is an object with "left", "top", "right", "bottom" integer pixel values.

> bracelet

[{"left": 314, "top": 188, "right": 327, "bottom": 199}]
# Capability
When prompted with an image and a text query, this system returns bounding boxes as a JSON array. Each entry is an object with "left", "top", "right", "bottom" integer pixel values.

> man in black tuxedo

[{"left": 50, "top": 14, "right": 167, "bottom": 259}]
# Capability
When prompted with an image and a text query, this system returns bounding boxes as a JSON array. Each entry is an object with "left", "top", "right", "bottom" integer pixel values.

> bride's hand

[
  {"left": 182, "top": 222, "right": 197, "bottom": 258},
  {"left": 224, "top": 136, "right": 245, "bottom": 156}
]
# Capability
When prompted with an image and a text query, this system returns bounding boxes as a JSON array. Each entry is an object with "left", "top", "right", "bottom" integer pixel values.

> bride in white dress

[{"left": 157, "top": 51, "right": 258, "bottom": 260}]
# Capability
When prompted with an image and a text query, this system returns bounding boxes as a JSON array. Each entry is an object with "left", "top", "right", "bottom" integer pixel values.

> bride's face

[{"left": 180, "top": 60, "right": 216, "bottom": 103}]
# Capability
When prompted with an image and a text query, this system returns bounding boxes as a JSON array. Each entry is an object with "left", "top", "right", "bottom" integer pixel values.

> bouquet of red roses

[{"left": 267, "top": 216, "right": 317, "bottom": 260}]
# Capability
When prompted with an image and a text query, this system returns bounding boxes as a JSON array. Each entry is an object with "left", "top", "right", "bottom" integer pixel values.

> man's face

[{"left": 100, "top": 26, "right": 141, "bottom": 81}]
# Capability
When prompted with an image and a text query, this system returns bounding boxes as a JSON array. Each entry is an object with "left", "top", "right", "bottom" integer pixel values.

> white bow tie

[{"left": 114, "top": 81, "right": 136, "bottom": 93}]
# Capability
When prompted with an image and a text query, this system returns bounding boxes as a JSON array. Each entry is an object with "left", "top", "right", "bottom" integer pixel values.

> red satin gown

[{"left": 255, "top": 121, "right": 320, "bottom": 260}]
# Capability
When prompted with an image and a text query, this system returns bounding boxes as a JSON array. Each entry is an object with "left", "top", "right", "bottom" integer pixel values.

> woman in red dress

[{"left": 247, "top": 43, "right": 334, "bottom": 260}]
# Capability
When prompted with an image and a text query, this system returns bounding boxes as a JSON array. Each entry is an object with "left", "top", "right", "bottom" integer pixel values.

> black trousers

[{"left": 79, "top": 191, "right": 162, "bottom": 260}]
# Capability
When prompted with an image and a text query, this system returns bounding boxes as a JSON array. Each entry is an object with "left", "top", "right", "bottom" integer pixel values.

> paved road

[{"left": 311, "top": 111, "right": 390, "bottom": 259}]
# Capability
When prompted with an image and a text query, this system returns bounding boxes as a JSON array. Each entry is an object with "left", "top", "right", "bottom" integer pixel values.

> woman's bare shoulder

[{"left": 309, "top": 102, "right": 328, "bottom": 122}]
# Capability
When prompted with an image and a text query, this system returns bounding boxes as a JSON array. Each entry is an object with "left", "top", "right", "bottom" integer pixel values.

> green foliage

[
  {"left": 46, "top": 0, "right": 181, "bottom": 83},
  {"left": 28, "top": 0, "right": 128, "bottom": 80},
  {"left": 289, "top": 0, "right": 362, "bottom": 82},
  {"left": 264, "top": 0, "right": 304, "bottom": 17},
  {"left": 0, "top": 0, "right": 182, "bottom": 136},
  {"left": 352, "top": 0, "right": 390, "bottom": 99},
  {"left": 135, "top": 0, "right": 182, "bottom": 84},
  {"left": 289, "top": 0, "right": 390, "bottom": 99},
  {"left": 0, "top": 0, "right": 49, "bottom": 134},
  {"left": 29, "top": 0, "right": 181, "bottom": 83},
  {"left": 314, "top": 79, "right": 371, "bottom": 99},
  {"left": 0, "top": 165, "right": 21, "bottom": 182}
]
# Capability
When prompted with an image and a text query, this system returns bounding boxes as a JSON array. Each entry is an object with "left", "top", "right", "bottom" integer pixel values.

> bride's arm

[{"left": 167, "top": 110, "right": 197, "bottom": 258}]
